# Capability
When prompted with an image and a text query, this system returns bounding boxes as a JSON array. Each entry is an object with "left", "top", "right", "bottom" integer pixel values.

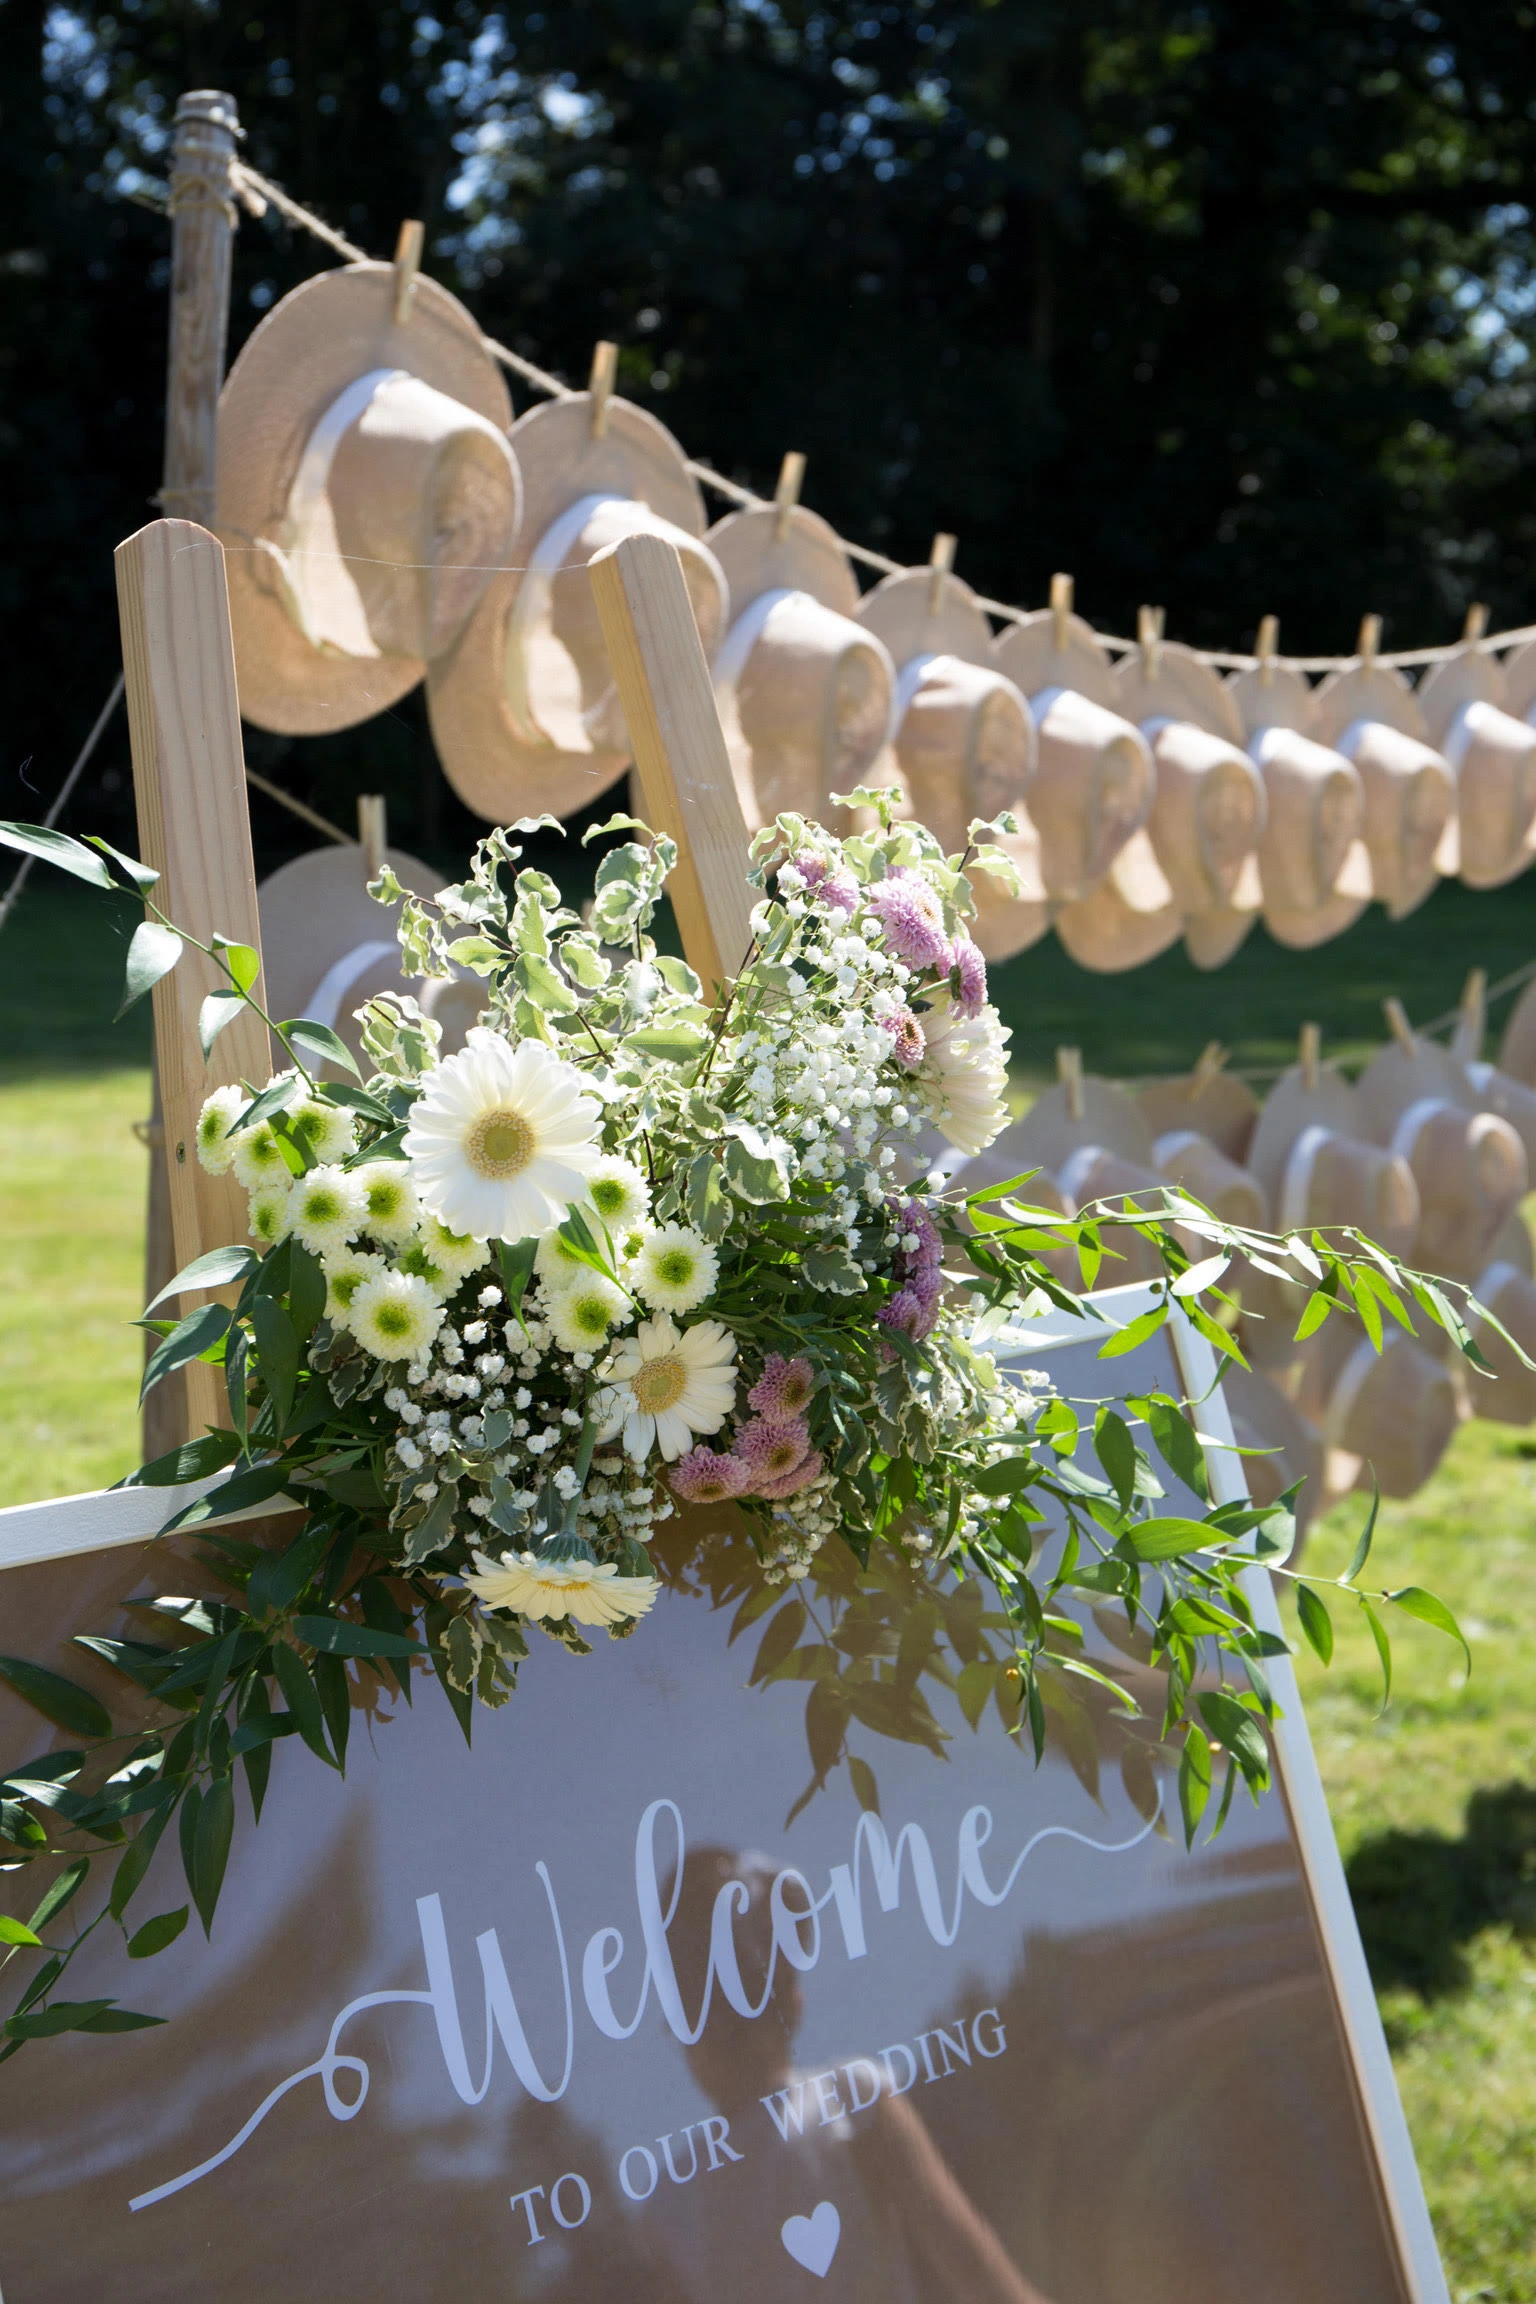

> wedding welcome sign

[{"left": 0, "top": 1314, "right": 1445, "bottom": 2303}]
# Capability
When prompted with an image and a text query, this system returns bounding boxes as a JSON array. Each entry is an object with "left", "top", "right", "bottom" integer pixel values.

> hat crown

[
  {"left": 724, "top": 592, "right": 893, "bottom": 827},
  {"left": 894, "top": 656, "right": 1034, "bottom": 847}
]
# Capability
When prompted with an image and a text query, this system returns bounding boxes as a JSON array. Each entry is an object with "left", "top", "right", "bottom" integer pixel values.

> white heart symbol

[{"left": 781, "top": 2201, "right": 841, "bottom": 2279}]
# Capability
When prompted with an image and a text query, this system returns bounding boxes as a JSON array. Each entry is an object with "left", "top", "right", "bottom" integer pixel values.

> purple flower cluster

[
  {"left": 864, "top": 869, "right": 950, "bottom": 969},
  {"left": 947, "top": 932, "right": 988, "bottom": 1018},
  {"left": 786, "top": 851, "right": 859, "bottom": 917},
  {"left": 669, "top": 1355, "right": 823, "bottom": 1504},
  {"left": 877, "top": 1198, "right": 944, "bottom": 1344},
  {"left": 879, "top": 1006, "right": 926, "bottom": 1069}
]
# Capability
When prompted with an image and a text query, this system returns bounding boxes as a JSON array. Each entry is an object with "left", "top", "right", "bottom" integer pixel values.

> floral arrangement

[{"left": 0, "top": 799, "right": 1488, "bottom": 2051}]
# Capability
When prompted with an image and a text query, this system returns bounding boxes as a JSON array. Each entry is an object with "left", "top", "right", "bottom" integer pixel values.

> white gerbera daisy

[
  {"left": 352, "top": 1160, "right": 420, "bottom": 1247},
  {"left": 584, "top": 1155, "right": 651, "bottom": 1235},
  {"left": 546, "top": 1272, "right": 629, "bottom": 1354},
  {"left": 321, "top": 1247, "right": 386, "bottom": 1327},
  {"left": 288, "top": 1163, "right": 367, "bottom": 1256},
  {"left": 402, "top": 1029, "right": 601, "bottom": 1242},
  {"left": 595, "top": 1313, "right": 737, "bottom": 1463},
  {"left": 915, "top": 995, "right": 1012, "bottom": 1157},
  {"left": 632, "top": 1224, "right": 718, "bottom": 1315},
  {"left": 247, "top": 1180, "right": 293, "bottom": 1247},
  {"left": 232, "top": 1122, "right": 289, "bottom": 1189},
  {"left": 350, "top": 1270, "right": 445, "bottom": 1362},
  {"left": 195, "top": 1084, "right": 246, "bottom": 1176},
  {"left": 464, "top": 1550, "right": 659, "bottom": 1628}
]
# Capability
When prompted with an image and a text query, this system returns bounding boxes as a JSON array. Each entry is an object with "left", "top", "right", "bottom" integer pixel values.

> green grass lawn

[{"left": 1, "top": 871, "right": 1534, "bottom": 2291}]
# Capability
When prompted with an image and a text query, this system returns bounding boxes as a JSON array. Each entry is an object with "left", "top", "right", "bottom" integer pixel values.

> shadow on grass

[{"left": 1346, "top": 1782, "right": 1536, "bottom": 2001}]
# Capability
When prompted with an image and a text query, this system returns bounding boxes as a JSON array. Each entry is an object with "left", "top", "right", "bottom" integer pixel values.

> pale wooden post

[
  {"left": 588, "top": 532, "right": 757, "bottom": 991},
  {"left": 116, "top": 521, "right": 270, "bottom": 1443},
  {"left": 144, "top": 89, "right": 242, "bottom": 1453}
]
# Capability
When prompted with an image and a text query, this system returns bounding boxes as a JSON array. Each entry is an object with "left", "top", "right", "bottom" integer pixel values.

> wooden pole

[
  {"left": 117, "top": 522, "right": 269, "bottom": 1444},
  {"left": 144, "top": 89, "right": 241, "bottom": 1454},
  {"left": 588, "top": 533, "right": 757, "bottom": 993}
]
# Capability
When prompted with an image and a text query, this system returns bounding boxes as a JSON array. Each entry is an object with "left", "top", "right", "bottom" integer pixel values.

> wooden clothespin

[
  {"left": 1137, "top": 603, "right": 1165, "bottom": 679},
  {"left": 1256, "top": 613, "right": 1279, "bottom": 688},
  {"left": 589, "top": 340, "right": 619, "bottom": 438},
  {"left": 1357, "top": 613, "right": 1382, "bottom": 672},
  {"left": 1298, "top": 1021, "right": 1321, "bottom": 1092},
  {"left": 773, "top": 451, "right": 806, "bottom": 542},
  {"left": 1463, "top": 601, "right": 1489, "bottom": 645},
  {"left": 392, "top": 219, "right": 425, "bottom": 325},
  {"left": 1049, "top": 572, "right": 1073, "bottom": 654},
  {"left": 1452, "top": 967, "right": 1487, "bottom": 1064},
  {"left": 1188, "top": 1038, "right": 1227, "bottom": 1097},
  {"left": 357, "top": 793, "right": 388, "bottom": 885},
  {"left": 1383, "top": 996, "right": 1416, "bottom": 1054},
  {"left": 1057, "top": 1044, "right": 1084, "bottom": 1122},
  {"left": 928, "top": 532, "right": 957, "bottom": 617}
]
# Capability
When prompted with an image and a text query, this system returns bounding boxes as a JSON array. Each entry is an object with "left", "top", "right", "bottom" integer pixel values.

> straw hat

[
  {"left": 1053, "top": 830, "right": 1183, "bottom": 973},
  {"left": 1246, "top": 1049, "right": 1362, "bottom": 1205},
  {"left": 257, "top": 840, "right": 451, "bottom": 1069},
  {"left": 704, "top": 505, "right": 894, "bottom": 830},
  {"left": 1387, "top": 1096, "right": 1526, "bottom": 1277},
  {"left": 1499, "top": 634, "right": 1536, "bottom": 725},
  {"left": 1052, "top": 1146, "right": 1174, "bottom": 1285},
  {"left": 1151, "top": 1129, "right": 1267, "bottom": 1228},
  {"left": 1466, "top": 1259, "right": 1536, "bottom": 1424},
  {"left": 1005, "top": 1065, "right": 1153, "bottom": 1178},
  {"left": 1228, "top": 661, "right": 1368, "bottom": 948},
  {"left": 946, "top": 1128, "right": 1079, "bottom": 1286},
  {"left": 993, "top": 606, "right": 1119, "bottom": 708},
  {"left": 217, "top": 263, "right": 520, "bottom": 738},
  {"left": 1135, "top": 1063, "right": 1260, "bottom": 1164},
  {"left": 425, "top": 392, "right": 728, "bottom": 822},
  {"left": 1311, "top": 661, "right": 1455, "bottom": 920},
  {"left": 1418, "top": 645, "right": 1536, "bottom": 888},
  {"left": 1464, "top": 1059, "right": 1536, "bottom": 1174},
  {"left": 1499, "top": 977, "right": 1536, "bottom": 1088},
  {"left": 1217, "top": 1361, "right": 1323, "bottom": 1556},
  {"left": 1322, "top": 1328, "right": 1461, "bottom": 1498},
  {"left": 1274, "top": 1122, "right": 1422, "bottom": 1257},
  {"left": 1352, "top": 1005, "right": 1472, "bottom": 1143},
  {"left": 990, "top": 610, "right": 1153, "bottom": 907}
]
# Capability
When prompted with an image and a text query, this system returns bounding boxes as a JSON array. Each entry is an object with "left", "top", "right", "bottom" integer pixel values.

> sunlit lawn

[{"left": 2, "top": 876, "right": 1535, "bottom": 2293}]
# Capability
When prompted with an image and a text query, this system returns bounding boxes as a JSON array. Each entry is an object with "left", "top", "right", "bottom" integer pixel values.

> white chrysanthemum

[
  {"left": 247, "top": 1180, "right": 293, "bottom": 1247},
  {"left": 535, "top": 1226, "right": 593, "bottom": 1293},
  {"left": 398, "top": 1217, "right": 488, "bottom": 1300},
  {"left": 402, "top": 1029, "right": 601, "bottom": 1242},
  {"left": 632, "top": 1224, "right": 718, "bottom": 1315},
  {"left": 352, "top": 1160, "right": 420, "bottom": 1247},
  {"left": 321, "top": 1247, "right": 386, "bottom": 1327},
  {"left": 289, "top": 1094, "right": 357, "bottom": 1166},
  {"left": 595, "top": 1313, "right": 737, "bottom": 1463},
  {"left": 232, "top": 1122, "right": 288, "bottom": 1189},
  {"left": 288, "top": 1163, "right": 367, "bottom": 1256},
  {"left": 195, "top": 1085, "right": 245, "bottom": 1176},
  {"left": 349, "top": 1269, "right": 445, "bottom": 1362},
  {"left": 546, "top": 1272, "right": 629, "bottom": 1354},
  {"left": 584, "top": 1155, "right": 651, "bottom": 1236},
  {"left": 464, "top": 1550, "right": 659, "bottom": 1627},
  {"left": 915, "top": 996, "right": 1012, "bottom": 1156}
]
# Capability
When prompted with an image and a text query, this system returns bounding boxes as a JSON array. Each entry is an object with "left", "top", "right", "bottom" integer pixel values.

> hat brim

[
  {"left": 992, "top": 609, "right": 1118, "bottom": 709},
  {"left": 706, "top": 505, "right": 860, "bottom": 618},
  {"left": 1112, "top": 641, "right": 1245, "bottom": 745},
  {"left": 855, "top": 567, "right": 996, "bottom": 670},
  {"left": 217, "top": 264, "right": 513, "bottom": 736},
  {"left": 1311, "top": 660, "right": 1427, "bottom": 748},
  {"left": 256, "top": 841, "right": 444, "bottom": 1029},
  {"left": 425, "top": 393, "right": 705, "bottom": 823}
]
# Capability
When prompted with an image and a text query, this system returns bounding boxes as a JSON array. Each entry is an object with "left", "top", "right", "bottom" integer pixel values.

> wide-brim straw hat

[
  {"left": 1323, "top": 1330, "right": 1461, "bottom": 1498},
  {"left": 1114, "top": 639, "right": 1246, "bottom": 744},
  {"left": 425, "top": 392, "right": 727, "bottom": 823},
  {"left": 1246, "top": 1054, "right": 1362, "bottom": 1206},
  {"left": 1467, "top": 1259, "right": 1536, "bottom": 1424},
  {"left": 1499, "top": 977, "right": 1536, "bottom": 1088},
  {"left": 994, "top": 607, "right": 1119, "bottom": 709},
  {"left": 1354, "top": 1020, "right": 1475, "bottom": 1143},
  {"left": 1274, "top": 1122, "right": 1421, "bottom": 1257},
  {"left": 1113, "top": 643, "right": 1265, "bottom": 913},
  {"left": 1152, "top": 1128, "right": 1267, "bottom": 1228},
  {"left": 1053, "top": 1145, "right": 1174, "bottom": 1284},
  {"left": 1388, "top": 1096, "right": 1527, "bottom": 1277},
  {"left": 705, "top": 508, "right": 895, "bottom": 830},
  {"left": 1053, "top": 829, "right": 1183, "bottom": 973},
  {"left": 217, "top": 264, "right": 519, "bottom": 739},
  {"left": 1418, "top": 646, "right": 1536, "bottom": 888},
  {"left": 1014, "top": 686, "right": 1154, "bottom": 903},
  {"left": 1182, "top": 853, "right": 1263, "bottom": 970},
  {"left": 1464, "top": 1059, "right": 1536, "bottom": 1173},
  {"left": 1226, "top": 659, "right": 1371, "bottom": 944},
  {"left": 1136, "top": 1066, "right": 1260, "bottom": 1163},
  {"left": 1311, "top": 662, "right": 1455, "bottom": 919},
  {"left": 257, "top": 840, "right": 448, "bottom": 1068},
  {"left": 1005, "top": 1073, "right": 1153, "bottom": 1178}
]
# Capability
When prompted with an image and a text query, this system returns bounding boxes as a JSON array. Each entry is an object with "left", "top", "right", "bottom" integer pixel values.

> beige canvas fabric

[
  {"left": 1418, "top": 646, "right": 1536, "bottom": 888},
  {"left": 1312, "top": 662, "right": 1455, "bottom": 919},
  {"left": 1246, "top": 1057, "right": 1363, "bottom": 1206},
  {"left": 217, "top": 263, "right": 518, "bottom": 737},
  {"left": 1054, "top": 831, "right": 1182, "bottom": 972},
  {"left": 1004, "top": 1074, "right": 1153, "bottom": 1177},
  {"left": 425, "top": 393, "right": 726, "bottom": 822},
  {"left": 1112, "top": 644, "right": 1266, "bottom": 948}
]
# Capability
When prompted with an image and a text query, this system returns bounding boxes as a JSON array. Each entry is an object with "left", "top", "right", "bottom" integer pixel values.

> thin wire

[
  {"left": 226, "top": 161, "right": 1536, "bottom": 678},
  {"left": 0, "top": 674, "right": 126, "bottom": 939},
  {"left": 243, "top": 765, "right": 353, "bottom": 846}
]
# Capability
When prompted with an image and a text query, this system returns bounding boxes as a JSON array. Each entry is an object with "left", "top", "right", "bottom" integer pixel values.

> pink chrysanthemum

[
  {"left": 880, "top": 1007, "right": 927, "bottom": 1069},
  {"left": 878, "top": 1288, "right": 927, "bottom": 1340},
  {"left": 947, "top": 933, "right": 988, "bottom": 1018},
  {"left": 668, "top": 1446, "right": 752, "bottom": 1504},
  {"left": 748, "top": 1353, "right": 816, "bottom": 1424},
  {"left": 734, "top": 1415, "right": 812, "bottom": 1479},
  {"left": 752, "top": 1449, "right": 824, "bottom": 1500},
  {"left": 866, "top": 869, "right": 950, "bottom": 969},
  {"left": 786, "top": 851, "right": 859, "bottom": 916}
]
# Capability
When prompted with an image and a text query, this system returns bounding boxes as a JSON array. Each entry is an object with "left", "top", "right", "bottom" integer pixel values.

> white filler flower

[
  {"left": 464, "top": 1550, "right": 659, "bottom": 1627},
  {"left": 633, "top": 1224, "right": 719, "bottom": 1315},
  {"left": 404, "top": 1029, "right": 601, "bottom": 1242},
  {"left": 288, "top": 1164, "right": 367, "bottom": 1256},
  {"left": 917, "top": 997, "right": 1012, "bottom": 1156},
  {"left": 350, "top": 1270, "right": 445, "bottom": 1362},
  {"left": 596, "top": 1313, "right": 736, "bottom": 1461}
]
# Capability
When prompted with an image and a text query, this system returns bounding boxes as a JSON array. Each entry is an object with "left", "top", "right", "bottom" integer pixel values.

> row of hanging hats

[
  {"left": 947, "top": 973, "right": 1536, "bottom": 1552},
  {"left": 216, "top": 261, "right": 1536, "bottom": 974}
]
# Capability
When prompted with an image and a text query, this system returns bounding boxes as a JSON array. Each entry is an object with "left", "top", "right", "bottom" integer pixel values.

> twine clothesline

[{"left": 227, "top": 158, "right": 1536, "bottom": 679}]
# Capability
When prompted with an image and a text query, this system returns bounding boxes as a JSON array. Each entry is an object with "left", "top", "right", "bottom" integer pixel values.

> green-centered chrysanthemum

[
  {"left": 351, "top": 1160, "right": 420, "bottom": 1248},
  {"left": 247, "top": 1180, "right": 293, "bottom": 1247},
  {"left": 546, "top": 1273, "right": 629, "bottom": 1354},
  {"left": 632, "top": 1223, "right": 719, "bottom": 1315},
  {"left": 195, "top": 1085, "right": 245, "bottom": 1177},
  {"left": 289, "top": 1163, "right": 367, "bottom": 1256},
  {"left": 321, "top": 1247, "right": 386, "bottom": 1327},
  {"left": 349, "top": 1269, "right": 444, "bottom": 1362}
]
